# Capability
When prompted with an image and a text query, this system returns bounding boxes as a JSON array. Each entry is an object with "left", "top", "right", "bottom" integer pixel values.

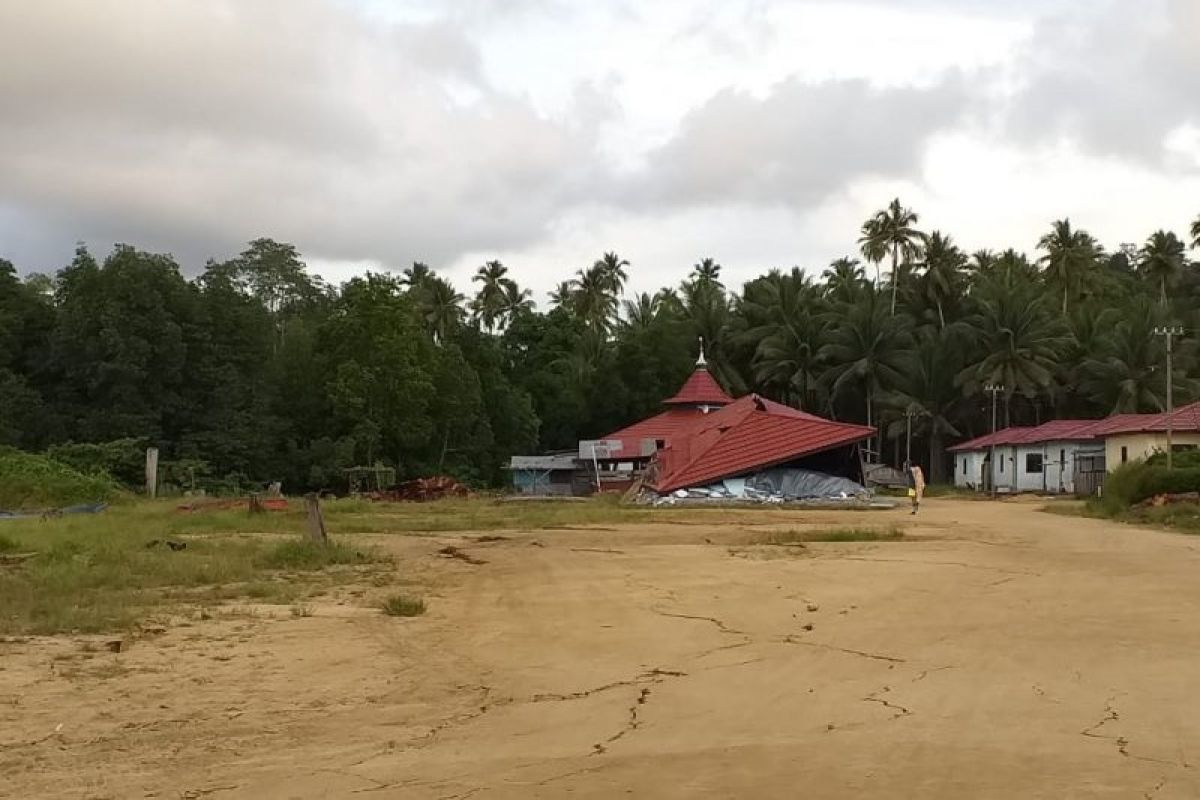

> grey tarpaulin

[{"left": 744, "top": 468, "right": 868, "bottom": 499}]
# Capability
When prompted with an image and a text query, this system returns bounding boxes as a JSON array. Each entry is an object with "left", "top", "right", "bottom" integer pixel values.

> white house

[
  {"left": 949, "top": 403, "right": 1200, "bottom": 495},
  {"left": 950, "top": 420, "right": 1104, "bottom": 494}
]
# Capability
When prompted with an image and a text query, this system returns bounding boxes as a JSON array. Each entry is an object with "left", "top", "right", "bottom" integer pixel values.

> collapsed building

[{"left": 510, "top": 349, "right": 877, "bottom": 502}]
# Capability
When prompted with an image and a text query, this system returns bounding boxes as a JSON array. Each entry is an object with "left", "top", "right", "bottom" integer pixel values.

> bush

[
  {"left": 1099, "top": 461, "right": 1200, "bottom": 511},
  {"left": 1146, "top": 449, "right": 1200, "bottom": 470},
  {"left": 380, "top": 594, "right": 425, "bottom": 617},
  {"left": 0, "top": 447, "right": 119, "bottom": 510},
  {"left": 254, "top": 539, "right": 378, "bottom": 571},
  {"left": 46, "top": 438, "right": 148, "bottom": 487}
]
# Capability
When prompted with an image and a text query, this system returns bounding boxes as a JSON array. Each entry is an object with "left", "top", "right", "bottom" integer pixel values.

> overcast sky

[{"left": 1, "top": 0, "right": 1198, "bottom": 301}]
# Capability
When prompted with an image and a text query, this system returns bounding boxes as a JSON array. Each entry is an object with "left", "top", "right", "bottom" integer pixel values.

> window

[
  {"left": 1121, "top": 446, "right": 1128, "bottom": 464},
  {"left": 1025, "top": 453, "right": 1044, "bottom": 474}
]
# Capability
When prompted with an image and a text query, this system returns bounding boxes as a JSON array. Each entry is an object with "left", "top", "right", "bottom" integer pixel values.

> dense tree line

[{"left": 2, "top": 206, "right": 1199, "bottom": 490}]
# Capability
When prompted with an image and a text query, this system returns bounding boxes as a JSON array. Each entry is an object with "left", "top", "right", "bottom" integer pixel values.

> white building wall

[{"left": 956, "top": 441, "right": 1103, "bottom": 494}]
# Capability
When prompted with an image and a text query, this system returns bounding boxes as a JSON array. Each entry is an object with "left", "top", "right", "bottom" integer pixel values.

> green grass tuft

[
  {"left": 254, "top": 539, "right": 379, "bottom": 571},
  {"left": 762, "top": 525, "right": 905, "bottom": 544},
  {"left": 380, "top": 594, "right": 425, "bottom": 617},
  {"left": 0, "top": 446, "right": 119, "bottom": 510},
  {"left": 0, "top": 533, "right": 19, "bottom": 553}
]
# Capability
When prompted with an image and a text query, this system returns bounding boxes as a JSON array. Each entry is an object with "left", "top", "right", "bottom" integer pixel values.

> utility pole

[
  {"left": 905, "top": 408, "right": 914, "bottom": 467},
  {"left": 1153, "top": 326, "right": 1184, "bottom": 469},
  {"left": 985, "top": 383, "right": 1004, "bottom": 497}
]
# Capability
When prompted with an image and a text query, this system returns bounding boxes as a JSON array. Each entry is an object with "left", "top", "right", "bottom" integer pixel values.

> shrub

[
  {"left": 254, "top": 539, "right": 378, "bottom": 570},
  {"left": 380, "top": 594, "right": 425, "bottom": 617},
  {"left": 1099, "top": 462, "right": 1200, "bottom": 511},
  {"left": 1146, "top": 449, "right": 1200, "bottom": 470},
  {"left": 0, "top": 447, "right": 119, "bottom": 510},
  {"left": 46, "top": 438, "right": 147, "bottom": 487}
]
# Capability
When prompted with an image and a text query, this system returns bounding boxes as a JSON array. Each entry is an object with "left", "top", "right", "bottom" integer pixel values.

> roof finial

[{"left": 697, "top": 337, "right": 707, "bottom": 367}]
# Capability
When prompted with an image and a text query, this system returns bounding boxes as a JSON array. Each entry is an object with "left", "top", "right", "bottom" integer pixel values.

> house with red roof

[
  {"left": 949, "top": 401, "right": 1200, "bottom": 495},
  {"left": 519, "top": 347, "right": 876, "bottom": 496}
]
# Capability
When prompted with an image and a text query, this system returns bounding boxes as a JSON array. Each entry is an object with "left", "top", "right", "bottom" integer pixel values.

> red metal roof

[
  {"left": 948, "top": 404, "right": 1200, "bottom": 452},
  {"left": 599, "top": 407, "right": 710, "bottom": 459},
  {"left": 663, "top": 366, "right": 733, "bottom": 407},
  {"left": 651, "top": 395, "right": 875, "bottom": 492}
]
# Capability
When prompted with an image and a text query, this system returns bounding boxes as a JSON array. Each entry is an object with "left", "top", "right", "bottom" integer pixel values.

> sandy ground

[{"left": 5, "top": 498, "right": 1200, "bottom": 799}]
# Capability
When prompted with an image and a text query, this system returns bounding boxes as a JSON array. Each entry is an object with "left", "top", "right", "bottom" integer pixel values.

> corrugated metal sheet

[
  {"left": 652, "top": 395, "right": 875, "bottom": 492},
  {"left": 508, "top": 455, "right": 581, "bottom": 470}
]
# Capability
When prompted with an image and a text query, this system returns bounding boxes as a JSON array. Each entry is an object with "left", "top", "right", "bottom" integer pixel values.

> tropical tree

[
  {"left": 858, "top": 198, "right": 925, "bottom": 315},
  {"left": 593, "top": 252, "right": 630, "bottom": 296},
  {"left": 821, "top": 257, "right": 867, "bottom": 303},
  {"left": 818, "top": 287, "right": 913, "bottom": 439},
  {"left": 958, "top": 278, "right": 1070, "bottom": 419},
  {"left": 470, "top": 260, "right": 510, "bottom": 332},
  {"left": 416, "top": 276, "right": 465, "bottom": 345},
  {"left": 500, "top": 280, "right": 535, "bottom": 326},
  {"left": 1037, "top": 219, "right": 1104, "bottom": 315},
  {"left": 1191, "top": 214, "right": 1200, "bottom": 250},
  {"left": 572, "top": 265, "right": 619, "bottom": 333},
  {"left": 917, "top": 231, "right": 966, "bottom": 329},
  {"left": 692, "top": 257, "right": 724, "bottom": 288},
  {"left": 734, "top": 269, "right": 827, "bottom": 409},
  {"left": 1137, "top": 230, "right": 1187, "bottom": 307},
  {"left": 548, "top": 280, "right": 575, "bottom": 311},
  {"left": 622, "top": 292, "right": 662, "bottom": 332},
  {"left": 401, "top": 262, "right": 433, "bottom": 290}
]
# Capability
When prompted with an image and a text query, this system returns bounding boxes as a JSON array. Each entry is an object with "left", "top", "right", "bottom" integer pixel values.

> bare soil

[{"left": 5, "top": 499, "right": 1200, "bottom": 799}]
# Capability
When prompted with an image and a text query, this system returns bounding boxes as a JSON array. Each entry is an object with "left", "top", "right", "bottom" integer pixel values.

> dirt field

[{"left": 5, "top": 498, "right": 1200, "bottom": 799}]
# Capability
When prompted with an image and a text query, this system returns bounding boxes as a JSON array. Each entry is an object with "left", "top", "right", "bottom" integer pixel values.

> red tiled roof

[
  {"left": 948, "top": 404, "right": 1200, "bottom": 452},
  {"left": 651, "top": 395, "right": 875, "bottom": 492},
  {"left": 663, "top": 367, "right": 733, "bottom": 406},
  {"left": 599, "top": 407, "right": 710, "bottom": 459}
]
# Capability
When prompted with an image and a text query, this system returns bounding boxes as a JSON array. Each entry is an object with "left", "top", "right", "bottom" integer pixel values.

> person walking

[{"left": 906, "top": 462, "right": 926, "bottom": 515}]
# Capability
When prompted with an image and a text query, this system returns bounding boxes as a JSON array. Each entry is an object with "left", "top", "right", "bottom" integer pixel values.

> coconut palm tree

[
  {"left": 622, "top": 292, "right": 661, "bottom": 331},
  {"left": 1191, "top": 214, "right": 1200, "bottom": 250},
  {"left": 548, "top": 280, "right": 576, "bottom": 311},
  {"left": 593, "top": 252, "right": 630, "bottom": 296},
  {"left": 819, "top": 287, "right": 914, "bottom": 437},
  {"left": 1037, "top": 219, "right": 1104, "bottom": 315},
  {"left": 821, "top": 257, "right": 867, "bottom": 303},
  {"left": 734, "top": 269, "right": 827, "bottom": 409},
  {"left": 417, "top": 276, "right": 465, "bottom": 345},
  {"left": 401, "top": 262, "right": 433, "bottom": 290},
  {"left": 918, "top": 231, "right": 966, "bottom": 329},
  {"left": 692, "top": 257, "right": 724, "bottom": 289},
  {"left": 1138, "top": 230, "right": 1187, "bottom": 307},
  {"left": 573, "top": 265, "right": 618, "bottom": 333},
  {"left": 470, "top": 260, "right": 509, "bottom": 332},
  {"left": 957, "top": 277, "right": 1070, "bottom": 416},
  {"left": 859, "top": 198, "right": 926, "bottom": 315},
  {"left": 500, "top": 280, "right": 534, "bottom": 326},
  {"left": 880, "top": 325, "right": 968, "bottom": 482}
]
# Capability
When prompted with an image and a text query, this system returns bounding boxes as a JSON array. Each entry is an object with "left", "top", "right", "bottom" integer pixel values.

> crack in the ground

[
  {"left": 779, "top": 636, "right": 907, "bottom": 663},
  {"left": 911, "top": 666, "right": 955, "bottom": 682},
  {"left": 1078, "top": 700, "right": 1193, "bottom": 770},
  {"left": 650, "top": 608, "right": 748, "bottom": 636},
  {"left": 862, "top": 686, "right": 912, "bottom": 720},
  {"left": 826, "top": 555, "right": 1039, "bottom": 577},
  {"left": 1144, "top": 778, "right": 1167, "bottom": 799},
  {"left": 1080, "top": 700, "right": 1119, "bottom": 740},
  {"left": 437, "top": 788, "right": 483, "bottom": 800},
  {"left": 531, "top": 668, "right": 685, "bottom": 704}
]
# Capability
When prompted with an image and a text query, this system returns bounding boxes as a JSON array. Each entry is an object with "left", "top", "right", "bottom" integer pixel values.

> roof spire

[{"left": 697, "top": 337, "right": 707, "bottom": 368}]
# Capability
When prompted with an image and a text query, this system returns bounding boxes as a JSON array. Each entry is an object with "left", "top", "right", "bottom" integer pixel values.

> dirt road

[{"left": 5, "top": 499, "right": 1200, "bottom": 799}]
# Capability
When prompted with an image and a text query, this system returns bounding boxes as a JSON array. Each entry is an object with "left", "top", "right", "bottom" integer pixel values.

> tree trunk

[
  {"left": 936, "top": 299, "right": 945, "bottom": 330},
  {"left": 1161, "top": 277, "right": 1167, "bottom": 308},
  {"left": 929, "top": 429, "right": 945, "bottom": 484},
  {"left": 890, "top": 244, "right": 899, "bottom": 315},
  {"left": 1062, "top": 287, "right": 1068, "bottom": 316}
]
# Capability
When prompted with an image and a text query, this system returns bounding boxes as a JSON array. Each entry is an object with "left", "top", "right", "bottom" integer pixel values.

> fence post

[
  {"left": 304, "top": 493, "right": 328, "bottom": 544},
  {"left": 145, "top": 448, "right": 159, "bottom": 498}
]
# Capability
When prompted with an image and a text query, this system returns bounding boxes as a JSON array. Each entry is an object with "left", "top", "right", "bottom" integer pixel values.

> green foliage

[
  {"left": 762, "top": 525, "right": 904, "bottom": 543},
  {"left": 254, "top": 540, "right": 378, "bottom": 570},
  {"left": 0, "top": 447, "right": 118, "bottom": 509},
  {"left": 380, "top": 594, "right": 426, "bottom": 617},
  {"left": 47, "top": 438, "right": 148, "bottom": 486},
  {"left": 1098, "top": 461, "right": 1200, "bottom": 512}
]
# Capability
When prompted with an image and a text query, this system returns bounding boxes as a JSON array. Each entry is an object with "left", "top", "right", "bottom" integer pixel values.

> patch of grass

[
  {"left": 762, "top": 525, "right": 905, "bottom": 544},
  {"left": 0, "top": 501, "right": 391, "bottom": 635},
  {"left": 254, "top": 540, "right": 379, "bottom": 570},
  {"left": 1041, "top": 496, "right": 1200, "bottom": 536},
  {"left": 0, "top": 447, "right": 119, "bottom": 510},
  {"left": 0, "top": 534, "right": 19, "bottom": 553},
  {"left": 290, "top": 603, "right": 314, "bottom": 618},
  {"left": 380, "top": 594, "right": 425, "bottom": 617}
]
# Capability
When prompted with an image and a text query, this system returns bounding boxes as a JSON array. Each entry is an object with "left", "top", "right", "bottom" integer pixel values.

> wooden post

[
  {"left": 248, "top": 493, "right": 265, "bottom": 514},
  {"left": 304, "top": 493, "right": 328, "bottom": 544},
  {"left": 145, "top": 448, "right": 159, "bottom": 498}
]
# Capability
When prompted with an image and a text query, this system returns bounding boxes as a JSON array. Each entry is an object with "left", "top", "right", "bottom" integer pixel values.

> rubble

[
  {"left": 373, "top": 476, "right": 470, "bottom": 503},
  {"left": 637, "top": 467, "right": 895, "bottom": 509}
]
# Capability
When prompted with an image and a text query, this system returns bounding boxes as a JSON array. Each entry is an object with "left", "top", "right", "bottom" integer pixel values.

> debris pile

[
  {"left": 638, "top": 467, "right": 893, "bottom": 509},
  {"left": 1140, "top": 492, "right": 1200, "bottom": 508},
  {"left": 380, "top": 476, "right": 470, "bottom": 503}
]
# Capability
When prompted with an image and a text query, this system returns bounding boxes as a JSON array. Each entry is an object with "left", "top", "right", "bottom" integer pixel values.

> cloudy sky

[{"left": 1, "top": 0, "right": 1198, "bottom": 300}]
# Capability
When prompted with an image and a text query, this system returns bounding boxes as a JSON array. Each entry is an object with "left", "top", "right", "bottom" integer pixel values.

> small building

[
  {"left": 949, "top": 401, "right": 1200, "bottom": 495},
  {"left": 507, "top": 453, "right": 588, "bottom": 496}
]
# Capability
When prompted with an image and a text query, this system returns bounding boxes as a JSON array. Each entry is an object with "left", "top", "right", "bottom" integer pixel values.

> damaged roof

[{"left": 651, "top": 394, "right": 875, "bottom": 492}]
